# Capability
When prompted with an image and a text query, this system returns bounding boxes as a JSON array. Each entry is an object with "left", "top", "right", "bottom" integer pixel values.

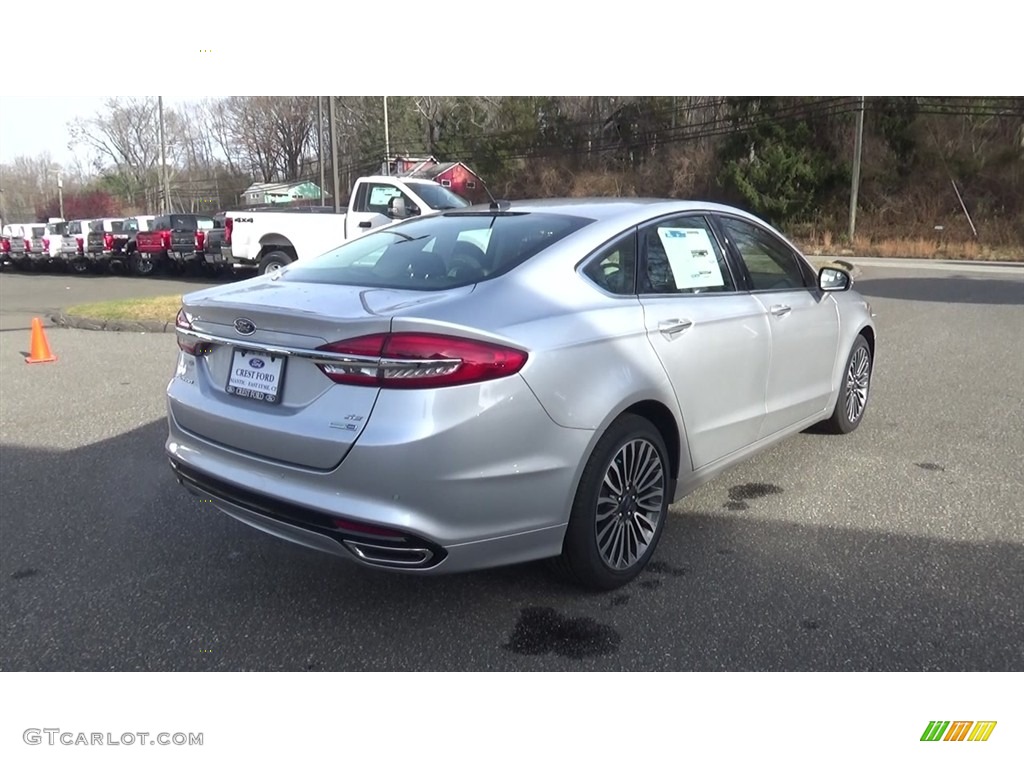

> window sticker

[
  {"left": 368, "top": 186, "right": 402, "bottom": 206},
  {"left": 656, "top": 227, "right": 725, "bottom": 289}
]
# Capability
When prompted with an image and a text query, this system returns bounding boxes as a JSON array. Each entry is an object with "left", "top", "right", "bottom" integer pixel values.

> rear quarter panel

[{"left": 386, "top": 264, "right": 691, "bottom": 491}]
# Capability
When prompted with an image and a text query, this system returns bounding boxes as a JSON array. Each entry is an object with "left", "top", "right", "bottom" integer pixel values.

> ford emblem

[{"left": 234, "top": 318, "right": 256, "bottom": 336}]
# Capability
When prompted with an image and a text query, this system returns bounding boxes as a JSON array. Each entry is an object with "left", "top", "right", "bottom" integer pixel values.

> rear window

[
  {"left": 280, "top": 211, "right": 593, "bottom": 291},
  {"left": 31, "top": 227, "right": 45, "bottom": 237},
  {"left": 123, "top": 218, "right": 152, "bottom": 232},
  {"left": 153, "top": 215, "right": 196, "bottom": 230}
]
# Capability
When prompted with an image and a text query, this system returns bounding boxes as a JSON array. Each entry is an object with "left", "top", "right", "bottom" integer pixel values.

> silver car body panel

[{"left": 166, "top": 198, "right": 876, "bottom": 573}]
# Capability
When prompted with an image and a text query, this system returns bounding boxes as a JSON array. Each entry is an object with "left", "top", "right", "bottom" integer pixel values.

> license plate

[{"left": 226, "top": 348, "right": 286, "bottom": 404}]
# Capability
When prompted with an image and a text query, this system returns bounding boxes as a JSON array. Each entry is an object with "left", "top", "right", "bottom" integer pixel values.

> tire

[
  {"left": 822, "top": 334, "right": 872, "bottom": 434},
  {"left": 554, "top": 414, "right": 671, "bottom": 590},
  {"left": 258, "top": 251, "right": 291, "bottom": 276},
  {"left": 130, "top": 253, "right": 156, "bottom": 277},
  {"left": 70, "top": 259, "right": 90, "bottom": 275}
]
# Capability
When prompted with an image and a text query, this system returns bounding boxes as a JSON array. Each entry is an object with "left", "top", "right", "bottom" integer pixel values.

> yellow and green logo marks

[{"left": 921, "top": 721, "right": 997, "bottom": 742}]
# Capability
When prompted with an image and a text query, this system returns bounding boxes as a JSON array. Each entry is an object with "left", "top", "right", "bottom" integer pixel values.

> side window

[
  {"left": 365, "top": 183, "right": 406, "bottom": 215},
  {"left": 582, "top": 232, "right": 637, "bottom": 295},
  {"left": 639, "top": 216, "right": 734, "bottom": 294},
  {"left": 718, "top": 217, "right": 809, "bottom": 291}
]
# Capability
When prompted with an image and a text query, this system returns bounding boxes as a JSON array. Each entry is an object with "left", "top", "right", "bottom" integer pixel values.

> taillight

[
  {"left": 315, "top": 333, "right": 528, "bottom": 389},
  {"left": 160, "top": 231, "right": 171, "bottom": 249},
  {"left": 195, "top": 231, "right": 206, "bottom": 250},
  {"left": 224, "top": 218, "right": 233, "bottom": 246},
  {"left": 43, "top": 237, "right": 50, "bottom": 251},
  {"left": 175, "top": 308, "right": 212, "bottom": 356},
  {"left": 104, "top": 233, "right": 114, "bottom": 250},
  {"left": 24, "top": 239, "right": 31, "bottom": 251},
  {"left": 76, "top": 237, "right": 84, "bottom": 254},
  {"left": 1, "top": 239, "right": 10, "bottom": 254}
]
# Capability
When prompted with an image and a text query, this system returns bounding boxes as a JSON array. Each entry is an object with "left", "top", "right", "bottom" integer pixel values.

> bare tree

[
  {"left": 67, "top": 98, "right": 166, "bottom": 205},
  {"left": 270, "top": 97, "right": 316, "bottom": 181}
]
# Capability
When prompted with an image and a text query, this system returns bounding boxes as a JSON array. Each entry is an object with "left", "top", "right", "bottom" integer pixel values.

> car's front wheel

[
  {"left": 555, "top": 414, "right": 671, "bottom": 590},
  {"left": 823, "top": 334, "right": 872, "bottom": 434}
]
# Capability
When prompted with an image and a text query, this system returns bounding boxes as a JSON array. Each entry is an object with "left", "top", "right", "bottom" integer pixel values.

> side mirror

[
  {"left": 818, "top": 266, "right": 851, "bottom": 292},
  {"left": 388, "top": 197, "right": 408, "bottom": 219}
]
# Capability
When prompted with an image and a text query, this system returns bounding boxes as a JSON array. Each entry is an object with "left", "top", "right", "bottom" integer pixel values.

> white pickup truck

[{"left": 222, "top": 175, "right": 471, "bottom": 275}]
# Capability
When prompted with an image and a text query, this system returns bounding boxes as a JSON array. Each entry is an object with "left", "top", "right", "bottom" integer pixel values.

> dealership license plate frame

[{"left": 226, "top": 347, "right": 286, "bottom": 405}]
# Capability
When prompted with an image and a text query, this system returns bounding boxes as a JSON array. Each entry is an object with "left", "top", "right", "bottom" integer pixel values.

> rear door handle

[
  {"left": 358, "top": 221, "right": 372, "bottom": 229},
  {"left": 658, "top": 318, "right": 693, "bottom": 338},
  {"left": 770, "top": 304, "right": 792, "bottom": 317}
]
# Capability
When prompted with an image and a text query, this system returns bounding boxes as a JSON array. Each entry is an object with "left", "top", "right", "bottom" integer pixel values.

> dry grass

[
  {"left": 65, "top": 294, "right": 182, "bottom": 323},
  {"left": 799, "top": 231, "right": 1023, "bottom": 261}
]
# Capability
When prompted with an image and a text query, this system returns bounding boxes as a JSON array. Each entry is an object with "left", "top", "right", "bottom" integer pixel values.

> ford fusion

[{"left": 166, "top": 199, "right": 876, "bottom": 589}]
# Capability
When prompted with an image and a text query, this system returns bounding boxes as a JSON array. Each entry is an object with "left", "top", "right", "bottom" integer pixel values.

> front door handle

[
  {"left": 358, "top": 221, "right": 372, "bottom": 229},
  {"left": 770, "top": 304, "right": 792, "bottom": 317},
  {"left": 658, "top": 318, "right": 693, "bottom": 338}
]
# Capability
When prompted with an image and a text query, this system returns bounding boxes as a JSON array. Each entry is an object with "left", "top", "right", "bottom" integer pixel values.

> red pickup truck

[{"left": 132, "top": 213, "right": 214, "bottom": 276}]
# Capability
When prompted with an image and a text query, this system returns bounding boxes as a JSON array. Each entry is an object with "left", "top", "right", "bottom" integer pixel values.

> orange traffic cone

[{"left": 26, "top": 317, "right": 57, "bottom": 364}]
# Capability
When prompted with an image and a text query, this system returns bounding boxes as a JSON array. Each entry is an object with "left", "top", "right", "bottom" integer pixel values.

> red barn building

[{"left": 384, "top": 156, "right": 490, "bottom": 205}]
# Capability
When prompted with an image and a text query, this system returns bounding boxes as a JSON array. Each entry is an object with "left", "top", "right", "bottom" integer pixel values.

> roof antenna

[{"left": 483, "top": 178, "right": 510, "bottom": 211}]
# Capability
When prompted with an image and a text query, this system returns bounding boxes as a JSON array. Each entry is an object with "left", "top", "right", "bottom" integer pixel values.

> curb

[{"left": 50, "top": 312, "right": 176, "bottom": 334}]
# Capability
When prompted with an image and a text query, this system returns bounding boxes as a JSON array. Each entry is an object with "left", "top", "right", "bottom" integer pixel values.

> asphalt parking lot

[{"left": 1, "top": 262, "right": 1022, "bottom": 671}]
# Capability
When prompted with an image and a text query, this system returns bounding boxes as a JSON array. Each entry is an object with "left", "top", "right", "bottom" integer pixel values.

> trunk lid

[{"left": 172, "top": 278, "right": 475, "bottom": 469}]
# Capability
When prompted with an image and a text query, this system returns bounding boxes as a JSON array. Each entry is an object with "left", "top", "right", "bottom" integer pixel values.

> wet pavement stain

[
  {"left": 915, "top": 462, "right": 945, "bottom": 472},
  {"left": 801, "top": 619, "right": 821, "bottom": 631},
  {"left": 717, "top": 548, "right": 735, "bottom": 556},
  {"left": 728, "top": 482, "right": 784, "bottom": 501},
  {"left": 504, "top": 607, "right": 620, "bottom": 659},
  {"left": 638, "top": 579, "right": 662, "bottom": 590},
  {"left": 11, "top": 568, "right": 39, "bottom": 580},
  {"left": 648, "top": 561, "right": 688, "bottom": 577},
  {"left": 724, "top": 500, "right": 749, "bottom": 511},
  {"left": 609, "top": 594, "right": 631, "bottom": 607}
]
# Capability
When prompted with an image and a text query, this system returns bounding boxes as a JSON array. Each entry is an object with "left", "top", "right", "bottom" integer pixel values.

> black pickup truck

[
  {"left": 84, "top": 218, "right": 129, "bottom": 272},
  {"left": 134, "top": 213, "right": 215, "bottom": 275},
  {"left": 168, "top": 213, "right": 216, "bottom": 273},
  {"left": 200, "top": 214, "right": 228, "bottom": 274}
]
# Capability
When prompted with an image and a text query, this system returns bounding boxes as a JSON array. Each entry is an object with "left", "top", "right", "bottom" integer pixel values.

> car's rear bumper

[
  {"left": 164, "top": 371, "right": 590, "bottom": 574},
  {"left": 169, "top": 249, "right": 204, "bottom": 263},
  {"left": 170, "top": 457, "right": 567, "bottom": 573}
]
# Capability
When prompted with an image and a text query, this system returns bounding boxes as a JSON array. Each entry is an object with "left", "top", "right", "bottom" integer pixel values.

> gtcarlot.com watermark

[{"left": 23, "top": 728, "right": 203, "bottom": 747}]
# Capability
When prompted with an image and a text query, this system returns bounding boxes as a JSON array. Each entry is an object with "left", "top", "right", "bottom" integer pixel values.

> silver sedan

[{"left": 166, "top": 199, "right": 876, "bottom": 589}]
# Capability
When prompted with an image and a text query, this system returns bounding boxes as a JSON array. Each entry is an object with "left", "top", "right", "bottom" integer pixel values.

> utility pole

[
  {"left": 383, "top": 96, "right": 391, "bottom": 174},
  {"left": 329, "top": 96, "right": 341, "bottom": 214},
  {"left": 159, "top": 96, "right": 171, "bottom": 214},
  {"left": 56, "top": 171, "right": 64, "bottom": 220},
  {"left": 317, "top": 96, "right": 325, "bottom": 205},
  {"left": 848, "top": 95, "right": 865, "bottom": 242}
]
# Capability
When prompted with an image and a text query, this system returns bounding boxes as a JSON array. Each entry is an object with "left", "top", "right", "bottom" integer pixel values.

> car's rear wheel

[
  {"left": 130, "top": 254, "right": 155, "bottom": 277},
  {"left": 555, "top": 414, "right": 670, "bottom": 590},
  {"left": 823, "top": 335, "right": 872, "bottom": 434},
  {"left": 259, "top": 251, "right": 291, "bottom": 276}
]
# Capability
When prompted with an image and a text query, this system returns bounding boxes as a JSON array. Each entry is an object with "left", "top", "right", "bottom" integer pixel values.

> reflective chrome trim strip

[
  {"left": 176, "top": 326, "right": 376, "bottom": 365},
  {"left": 175, "top": 326, "right": 462, "bottom": 372}
]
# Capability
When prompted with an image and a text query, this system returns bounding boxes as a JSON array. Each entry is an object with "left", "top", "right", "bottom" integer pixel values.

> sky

[
  {"left": 0, "top": 96, "right": 207, "bottom": 169},
  {"left": 0, "top": 2, "right": 1014, "bottom": 172}
]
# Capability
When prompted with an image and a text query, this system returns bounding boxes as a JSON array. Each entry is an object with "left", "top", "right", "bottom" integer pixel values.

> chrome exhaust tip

[{"left": 342, "top": 541, "right": 435, "bottom": 568}]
